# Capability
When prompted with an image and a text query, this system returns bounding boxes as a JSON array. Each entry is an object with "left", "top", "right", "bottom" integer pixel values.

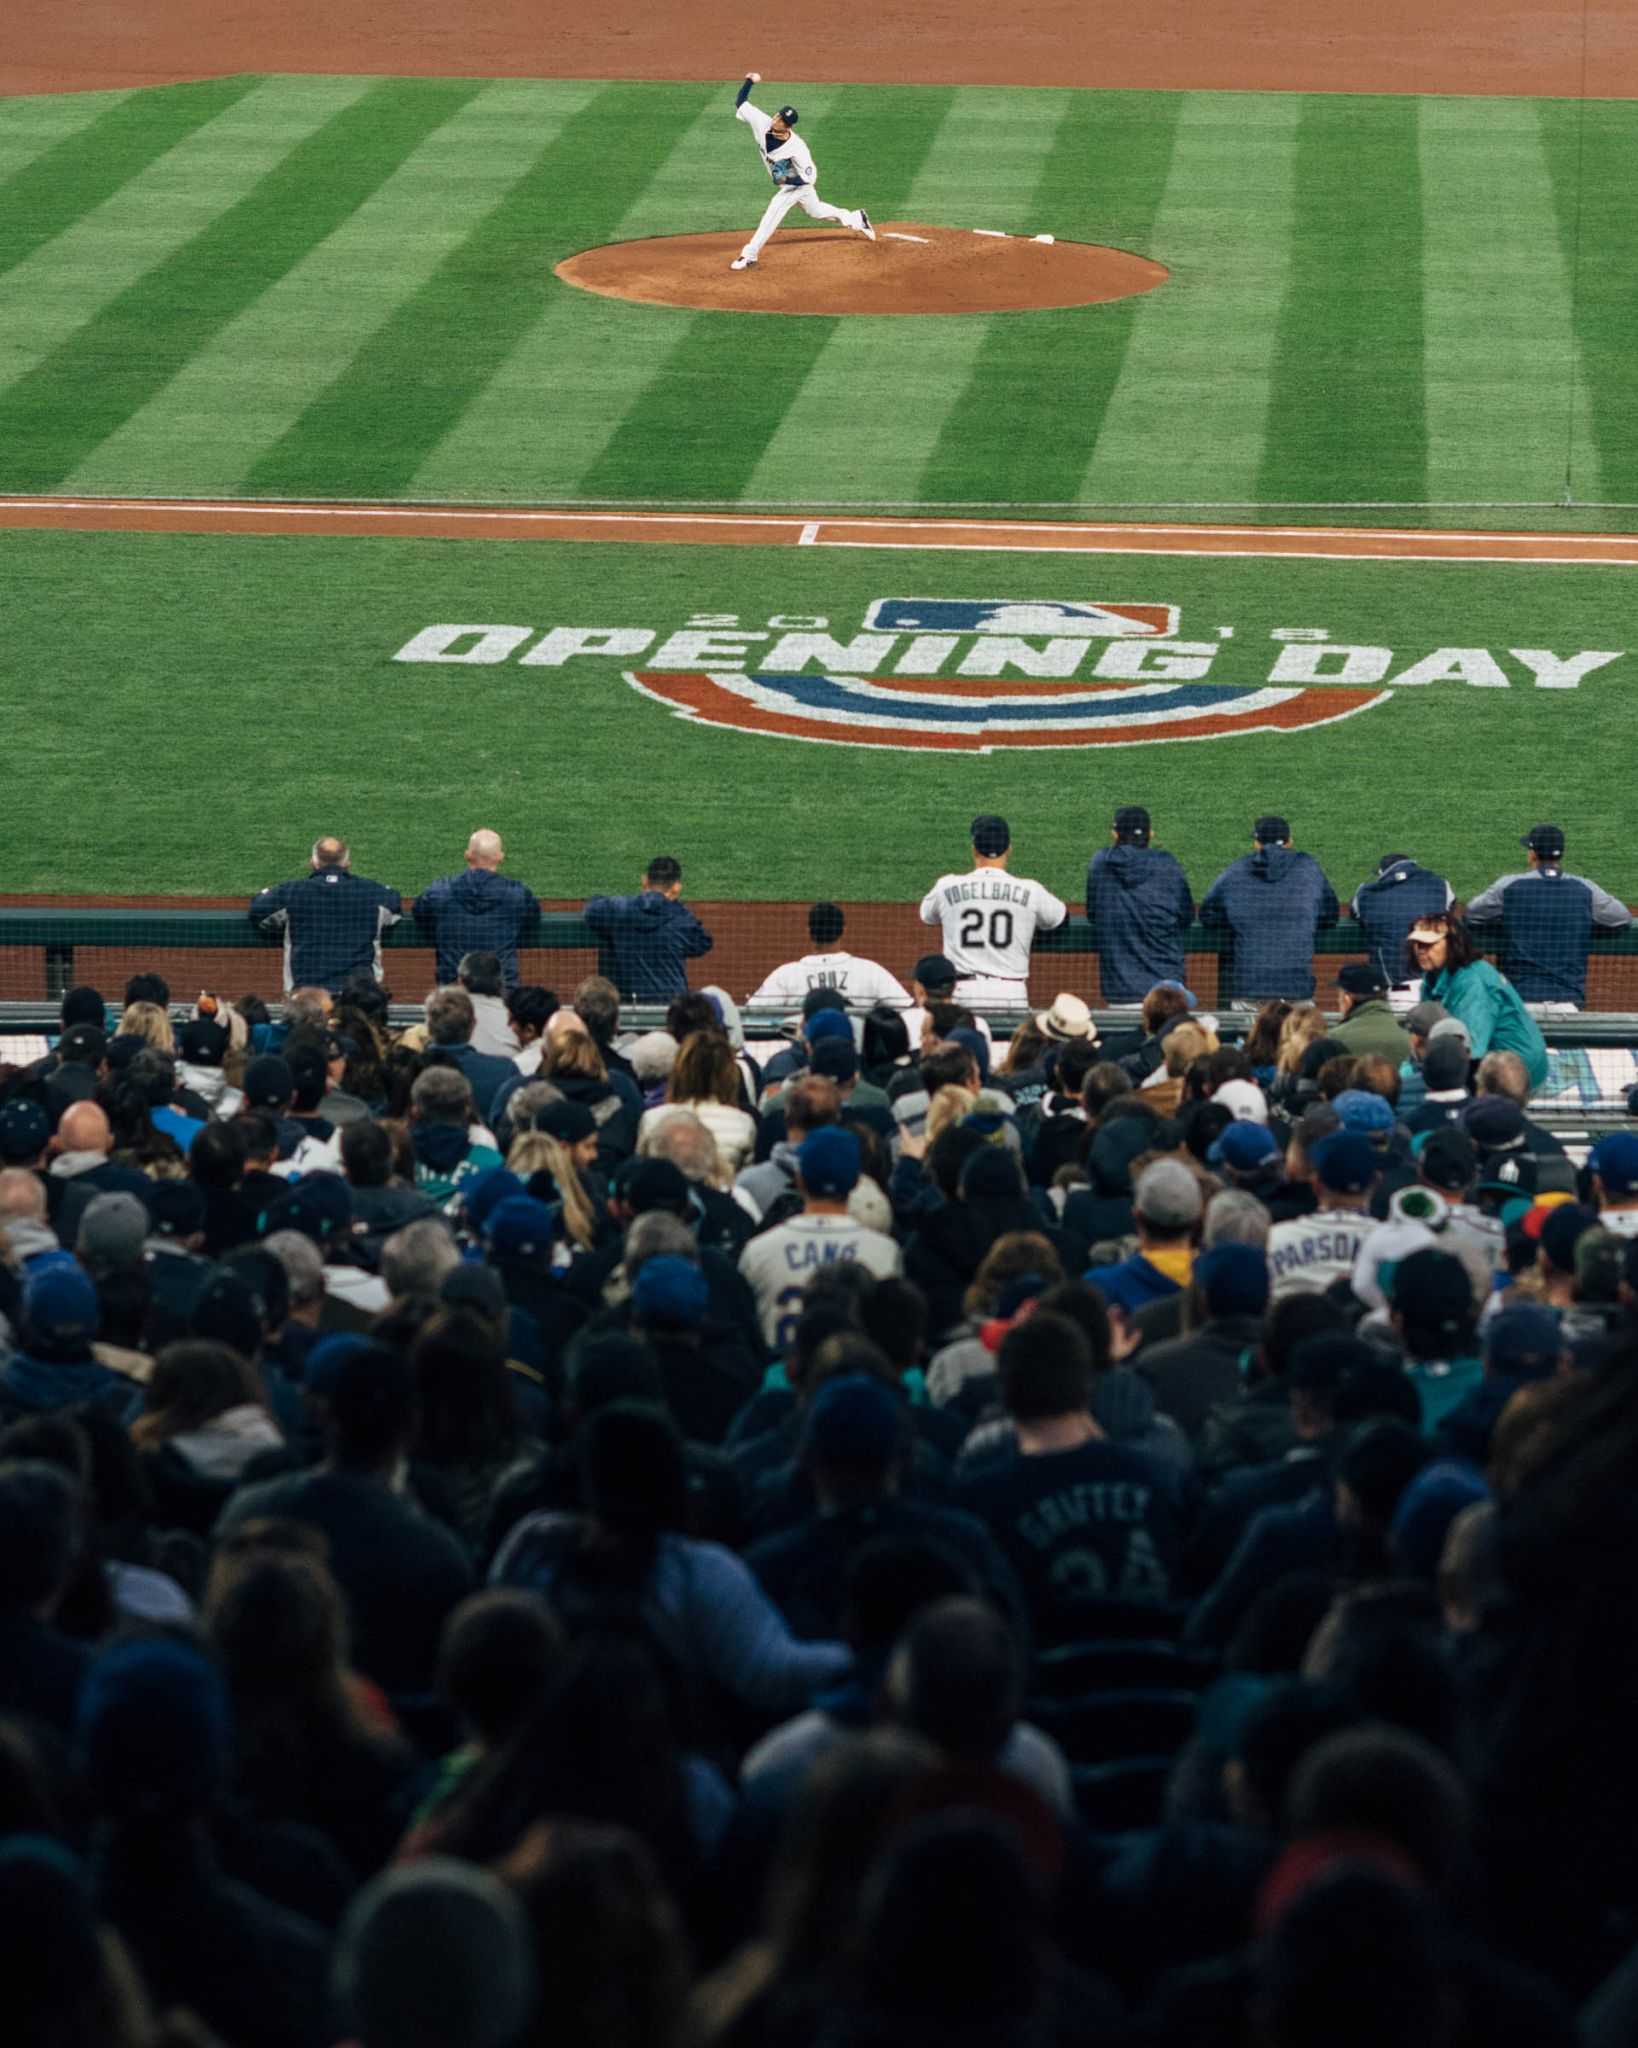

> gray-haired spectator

[
  {"left": 456, "top": 951, "right": 521, "bottom": 1060},
  {"left": 381, "top": 1218, "right": 461, "bottom": 1301},
  {"left": 423, "top": 990, "right": 515, "bottom": 1128}
]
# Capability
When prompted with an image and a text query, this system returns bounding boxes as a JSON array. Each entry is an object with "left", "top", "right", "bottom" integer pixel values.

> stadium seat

[
  {"left": 1028, "top": 1687, "right": 1200, "bottom": 1767},
  {"left": 1030, "top": 1638, "right": 1220, "bottom": 1700},
  {"left": 1070, "top": 1757, "right": 1176, "bottom": 1834}
]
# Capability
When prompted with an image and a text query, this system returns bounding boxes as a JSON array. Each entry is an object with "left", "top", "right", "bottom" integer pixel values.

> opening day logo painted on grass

[{"left": 393, "top": 599, "right": 1624, "bottom": 754}]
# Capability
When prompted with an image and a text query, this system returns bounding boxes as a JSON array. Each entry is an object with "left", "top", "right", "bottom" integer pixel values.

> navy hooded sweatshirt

[
  {"left": 582, "top": 890, "right": 713, "bottom": 998},
  {"left": 1085, "top": 843, "right": 1195, "bottom": 1003},
  {"left": 1350, "top": 859, "right": 1452, "bottom": 986},
  {"left": 1200, "top": 845, "right": 1339, "bottom": 1000},
  {"left": 414, "top": 869, "right": 541, "bottom": 987}
]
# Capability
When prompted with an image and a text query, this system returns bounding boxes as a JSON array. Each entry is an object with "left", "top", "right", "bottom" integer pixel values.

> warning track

[{"left": 2, "top": 496, "right": 1637, "bottom": 565}]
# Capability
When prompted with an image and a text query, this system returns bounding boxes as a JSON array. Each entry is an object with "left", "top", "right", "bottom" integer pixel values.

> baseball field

[{"left": 1, "top": 3, "right": 1635, "bottom": 939}]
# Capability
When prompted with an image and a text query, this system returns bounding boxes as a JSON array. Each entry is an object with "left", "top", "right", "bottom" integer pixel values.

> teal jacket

[{"left": 1420, "top": 959, "right": 1549, "bottom": 1090}]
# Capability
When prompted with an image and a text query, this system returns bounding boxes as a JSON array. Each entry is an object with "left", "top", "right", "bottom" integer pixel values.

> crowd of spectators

[{"left": 1, "top": 874, "right": 1637, "bottom": 2044}]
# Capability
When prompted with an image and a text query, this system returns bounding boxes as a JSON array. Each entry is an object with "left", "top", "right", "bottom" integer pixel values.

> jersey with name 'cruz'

[
  {"left": 918, "top": 869, "right": 1068, "bottom": 982},
  {"left": 738, "top": 1214, "right": 903, "bottom": 1348},
  {"left": 747, "top": 952, "right": 912, "bottom": 1009}
]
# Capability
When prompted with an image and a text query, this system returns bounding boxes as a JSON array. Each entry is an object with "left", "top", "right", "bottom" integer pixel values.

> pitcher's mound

[{"left": 555, "top": 224, "right": 1168, "bottom": 316}]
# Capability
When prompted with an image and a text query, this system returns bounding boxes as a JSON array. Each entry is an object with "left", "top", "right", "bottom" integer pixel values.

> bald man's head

[
  {"left": 311, "top": 837, "right": 350, "bottom": 870},
  {"left": 54, "top": 1102, "right": 112, "bottom": 1157},
  {"left": 0, "top": 1168, "right": 47, "bottom": 1225},
  {"left": 545, "top": 1007, "right": 589, "bottom": 1043},
  {"left": 466, "top": 830, "right": 505, "bottom": 871}
]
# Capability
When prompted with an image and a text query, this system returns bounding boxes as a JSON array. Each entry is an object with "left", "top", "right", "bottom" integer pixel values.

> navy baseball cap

[
  {"left": 1484, "top": 1304, "right": 1563, "bottom": 1378},
  {"left": 535, "top": 1099, "right": 597, "bottom": 1146},
  {"left": 1254, "top": 814, "right": 1291, "bottom": 843},
  {"left": 176, "top": 1019, "right": 228, "bottom": 1067},
  {"left": 803, "top": 1008, "right": 855, "bottom": 1047},
  {"left": 1310, "top": 1131, "right": 1377, "bottom": 1195},
  {"left": 1336, "top": 961, "right": 1388, "bottom": 997},
  {"left": 1193, "top": 1241, "right": 1270, "bottom": 1319},
  {"left": 1417, "top": 1127, "right": 1477, "bottom": 1193},
  {"left": 803, "top": 1374, "right": 904, "bottom": 1467},
  {"left": 23, "top": 1265, "right": 100, "bottom": 1349},
  {"left": 777, "top": 103, "right": 799, "bottom": 124},
  {"left": 463, "top": 1167, "right": 525, "bottom": 1230},
  {"left": 810, "top": 1038, "right": 860, "bottom": 1083},
  {"left": 799, "top": 1127, "right": 860, "bottom": 1199},
  {"left": 631, "top": 1254, "right": 709, "bottom": 1326},
  {"left": 147, "top": 1179, "right": 208, "bottom": 1240},
  {"left": 1590, "top": 1131, "right": 1638, "bottom": 1195},
  {"left": 1521, "top": 823, "right": 1565, "bottom": 857},
  {"left": 243, "top": 1054, "right": 294, "bottom": 1108},
  {"left": 1463, "top": 1096, "right": 1527, "bottom": 1153},
  {"left": 1113, "top": 805, "right": 1151, "bottom": 843},
  {"left": 913, "top": 955, "right": 957, "bottom": 990},
  {"left": 971, "top": 814, "right": 1011, "bottom": 856},
  {"left": 1334, "top": 1089, "right": 1396, "bottom": 1138},
  {"left": 0, "top": 1098, "right": 50, "bottom": 1163},
  {"left": 488, "top": 1195, "right": 557, "bottom": 1261},
  {"left": 260, "top": 1172, "right": 350, "bottom": 1245},
  {"left": 1207, "top": 1121, "right": 1280, "bottom": 1174}
]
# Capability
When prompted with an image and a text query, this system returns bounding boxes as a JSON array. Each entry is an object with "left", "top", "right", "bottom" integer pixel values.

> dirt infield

[
  {"left": 4, "top": 498, "right": 1638, "bottom": 564},
  {"left": 556, "top": 226, "right": 1168, "bottom": 317},
  {"left": 5, "top": 0, "right": 1626, "bottom": 99}
]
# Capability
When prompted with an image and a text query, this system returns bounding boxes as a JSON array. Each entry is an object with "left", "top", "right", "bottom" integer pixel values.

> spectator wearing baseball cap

[
  {"left": 737, "top": 1129, "right": 902, "bottom": 1349},
  {"left": 1330, "top": 961, "right": 1413, "bottom": 1064},
  {"left": 1136, "top": 1240, "right": 1270, "bottom": 1443},
  {"left": 1265, "top": 1133, "right": 1379, "bottom": 1303},
  {"left": 1587, "top": 1132, "right": 1638, "bottom": 1236},
  {"left": 1084, "top": 804, "right": 1194, "bottom": 1005},
  {"left": 1086, "top": 1158, "right": 1202, "bottom": 1315},
  {"left": 628, "top": 1252, "right": 757, "bottom": 1447},
  {"left": 0, "top": 1263, "right": 140, "bottom": 1425},
  {"left": 1348, "top": 851, "right": 1455, "bottom": 995},
  {"left": 1390, "top": 1247, "right": 1482, "bottom": 1430},
  {"left": 1208, "top": 1118, "right": 1282, "bottom": 1189},
  {"left": 1404, "top": 912, "right": 1549, "bottom": 1090},
  {"left": 1199, "top": 815, "right": 1340, "bottom": 1003},
  {"left": 1404, "top": 1037, "right": 1474, "bottom": 1136},
  {"left": 1463, "top": 823, "right": 1631, "bottom": 1011},
  {"left": 1433, "top": 1303, "right": 1567, "bottom": 1465}
]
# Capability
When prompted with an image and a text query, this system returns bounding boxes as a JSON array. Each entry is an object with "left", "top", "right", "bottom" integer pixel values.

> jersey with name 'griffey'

[{"left": 918, "top": 869, "right": 1068, "bottom": 981}]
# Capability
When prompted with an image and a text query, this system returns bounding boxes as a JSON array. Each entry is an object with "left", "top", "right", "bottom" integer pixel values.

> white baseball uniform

[
  {"left": 918, "top": 866, "right": 1068, "bottom": 1003},
  {"left": 735, "top": 98, "right": 867, "bottom": 263},
  {"left": 747, "top": 951, "right": 912, "bottom": 1010}
]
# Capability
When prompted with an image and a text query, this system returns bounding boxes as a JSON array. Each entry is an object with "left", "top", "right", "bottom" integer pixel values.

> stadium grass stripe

[
  {"left": 66, "top": 82, "right": 600, "bottom": 496},
  {"left": 0, "top": 80, "right": 249, "bottom": 279},
  {"left": 1256, "top": 96, "right": 1427, "bottom": 508},
  {"left": 1080, "top": 93, "right": 1298, "bottom": 508},
  {"left": 240, "top": 83, "right": 707, "bottom": 499},
  {"left": 1541, "top": 98, "right": 1638, "bottom": 504},
  {"left": 738, "top": 90, "right": 1072, "bottom": 503},
  {"left": 411, "top": 86, "right": 847, "bottom": 496},
  {"left": 0, "top": 78, "right": 371, "bottom": 412},
  {"left": 1419, "top": 98, "right": 1599, "bottom": 509},
  {"left": 920, "top": 90, "right": 1183, "bottom": 507},
  {"left": 574, "top": 88, "right": 959, "bottom": 504},
  {"left": 0, "top": 79, "right": 479, "bottom": 494},
  {"left": 0, "top": 89, "right": 133, "bottom": 190}
]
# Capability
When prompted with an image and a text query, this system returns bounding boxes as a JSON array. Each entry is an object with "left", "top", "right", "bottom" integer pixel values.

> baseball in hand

[{"left": 747, "top": 71, "right": 761, "bottom": 82}]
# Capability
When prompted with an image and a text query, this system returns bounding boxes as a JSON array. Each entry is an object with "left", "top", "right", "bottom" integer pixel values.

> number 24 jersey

[{"left": 918, "top": 869, "right": 1068, "bottom": 981}]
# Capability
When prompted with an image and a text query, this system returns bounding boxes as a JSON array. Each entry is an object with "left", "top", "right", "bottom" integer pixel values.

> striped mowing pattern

[{"left": 0, "top": 75, "right": 1632, "bottom": 515}]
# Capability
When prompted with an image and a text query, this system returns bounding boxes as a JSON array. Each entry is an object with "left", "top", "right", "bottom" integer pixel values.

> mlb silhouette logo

[{"left": 862, "top": 597, "right": 1178, "bottom": 637}]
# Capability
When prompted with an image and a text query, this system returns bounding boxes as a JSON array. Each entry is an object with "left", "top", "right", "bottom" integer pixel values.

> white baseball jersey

[
  {"left": 737, "top": 101, "right": 818, "bottom": 185},
  {"left": 747, "top": 952, "right": 912, "bottom": 1010},
  {"left": 739, "top": 1213, "right": 904, "bottom": 1348},
  {"left": 918, "top": 868, "right": 1068, "bottom": 983},
  {"left": 1266, "top": 1207, "right": 1375, "bottom": 1302}
]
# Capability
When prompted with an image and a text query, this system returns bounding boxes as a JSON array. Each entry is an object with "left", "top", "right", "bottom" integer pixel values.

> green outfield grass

[
  {"left": 0, "top": 77, "right": 1633, "bottom": 518},
  {"left": 1, "top": 527, "right": 1633, "bottom": 899}
]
